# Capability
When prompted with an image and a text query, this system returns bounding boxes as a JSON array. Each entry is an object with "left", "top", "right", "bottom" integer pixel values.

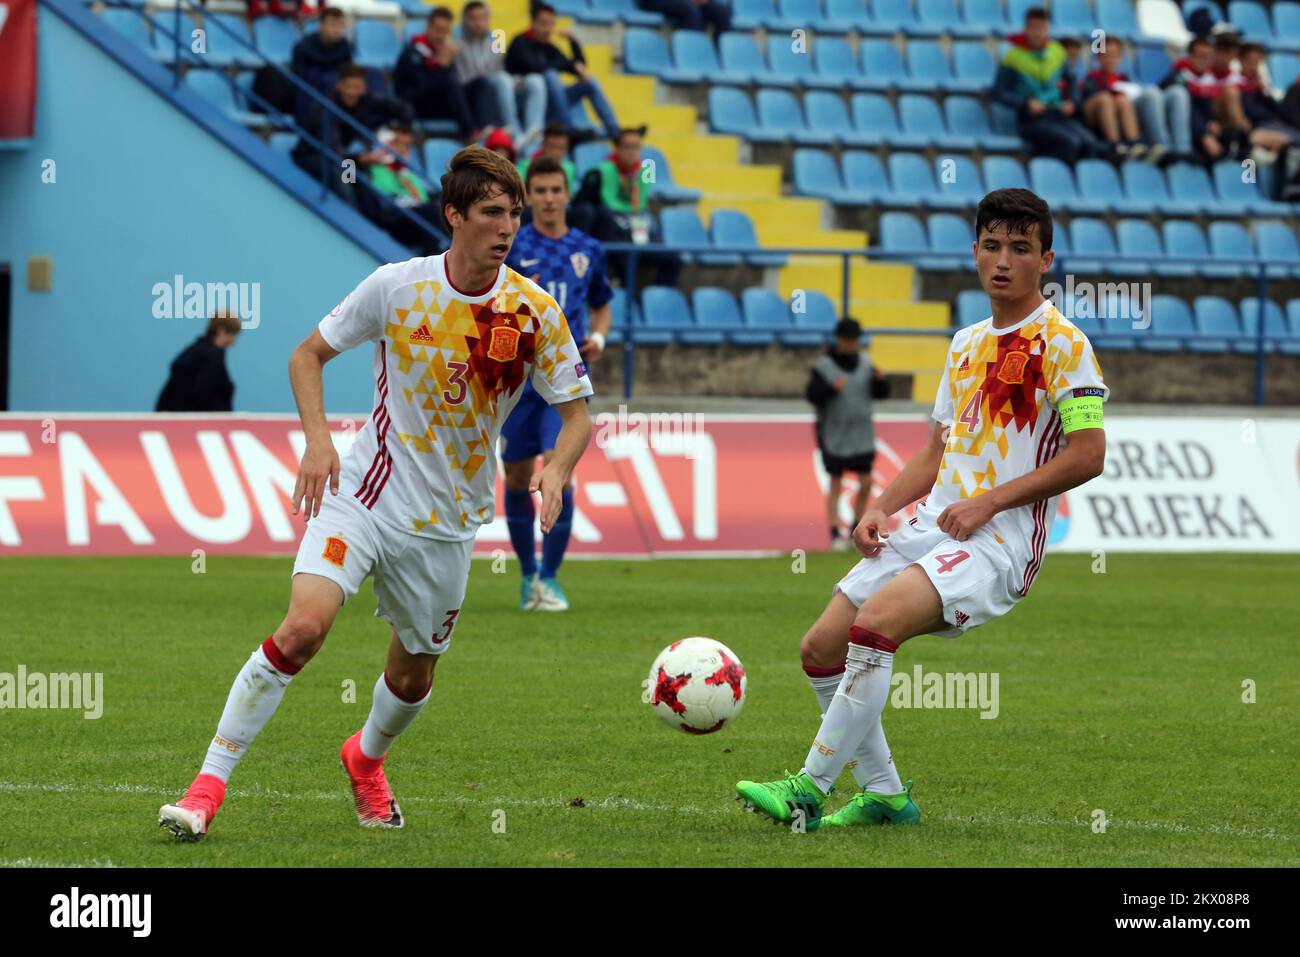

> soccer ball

[{"left": 646, "top": 637, "right": 747, "bottom": 735}]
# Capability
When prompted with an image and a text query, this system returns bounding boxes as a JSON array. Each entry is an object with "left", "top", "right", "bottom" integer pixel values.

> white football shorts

[
  {"left": 834, "top": 519, "right": 1021, "bottom": 638},
  {"left": 292, "top": 490, "right": 473, "bottom": 656}
]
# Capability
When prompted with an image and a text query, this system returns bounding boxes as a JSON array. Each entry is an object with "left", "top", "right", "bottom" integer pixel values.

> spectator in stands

[
  {"left": 1237, "top": 42, "right": 1300, "bottom": 153},
  {"left": 992, "top": 8, "right": 1108, "bottom": 164},
  {"left": 582, "top": 125, "right": 680, "bottom": 286},
  {"left": 1079, "top": 40, "right": 1152, "bottom": 160},
  {"left": 485, "top": 127, "right": 517, "bottom": 162},
  {"left": 395, "top": 7, "right": 481, "bottom": 142},
  {"left": 155, "top": 313, "right": 241, "bottom": 413},
  {"left": 247, "top": 0, "right": 312, "bottom": 19},
  {"left": 458, "top": 1, "right": 547, "bottom": 154},
  {"left": 1204, "top": 36, "right": 1296, "bottom": 160},
  {"left": 806, "top": 318, "right": 888, "bottom": 552},
  {"left": 1060, "top": 36, "right": 1085, "bottom": 105},
  {"left": 1160, "top": 37, "right": 1230, "bottom": 160},
  {"left": 291, "top": 7, "right": 353, "bottom": 106},
  {"left": 505, "top": 3, "right": 620, "bottom": 141},
  {"left": 636, "top": 0, "right": 732, "bottom": 35},
  {"left": 363, "top": 122, "right": 446, "bottom": 253},
  {"left": 518, "top": 124, "right": 600, "bottom": 232},
  {"left": 292, "top": 64, "right": 412, "bottom": 193}
]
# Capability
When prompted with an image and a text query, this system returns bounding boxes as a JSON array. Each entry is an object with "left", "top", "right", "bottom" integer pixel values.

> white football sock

[
  {"left": 802, "top": 630, "right": 897, "bottom": 795},
  {"left": 359, "top": 673, "right": 431, "bottom": 760},
  {"left": 805, "top": 668, "right": 902, "bottom": 793},
  {"left": 199, "top": 640, "right": 298, "bottom": 783}
]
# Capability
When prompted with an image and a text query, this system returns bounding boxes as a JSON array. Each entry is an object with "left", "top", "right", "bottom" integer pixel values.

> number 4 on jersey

[{"left": 959, "top": 389, "right": 982, "bottom": 432}]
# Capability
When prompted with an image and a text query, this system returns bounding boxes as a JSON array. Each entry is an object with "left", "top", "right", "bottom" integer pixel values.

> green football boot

[
  {"left": 822, "top": 779, "right": 920, "bottom": 827},
  {"left": 735, "top": 770, "right": 829, "bottom": 830}
]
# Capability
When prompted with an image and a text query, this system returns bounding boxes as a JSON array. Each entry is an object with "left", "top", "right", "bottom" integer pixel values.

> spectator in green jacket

[
  {"left": 364, "top": 123, "right": 445, "bottom": 254},
  {"left": 585, "top": 126, "right": 679, "bottom": 286}
]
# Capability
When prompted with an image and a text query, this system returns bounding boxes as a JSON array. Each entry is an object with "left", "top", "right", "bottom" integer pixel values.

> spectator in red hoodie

[
  {"left": 394, "top": 7, "right": 480, "bottom": 142},
  {"left": 1079, "top": 40, "right": 1151, "bottom": 160}
]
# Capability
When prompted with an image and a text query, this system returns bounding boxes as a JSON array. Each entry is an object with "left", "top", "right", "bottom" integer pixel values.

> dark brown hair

[
  {"left": 320, "top": 7, "right": 345, "bottom": 22},
  {"left": 428, "top": 6, "right": 454, "bottom": 22},
  {"left": 337, "top": 63, "right": 366, "bottom": 81},
  {"left": 975, "top": 188, "right": 1053, "bottom": 253},
  {"left": 441, "top": 145, "right": 525, "bottom": 220},
  {"left": 206, "top": 312, "right": 242, "bottom": 339},
  {"left": 525, "top": 155, "right": 568, "bottom": 192},
  {"left": 1024, "top": 6, "right": 1049, "bottom": 22}
]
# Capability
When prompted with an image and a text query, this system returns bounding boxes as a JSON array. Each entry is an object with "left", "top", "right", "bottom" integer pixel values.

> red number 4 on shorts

[{"left": 934, "top": 550, "right": 970, "bottom": 574}]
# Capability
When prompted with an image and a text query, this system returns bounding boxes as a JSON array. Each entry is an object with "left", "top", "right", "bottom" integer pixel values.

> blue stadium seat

[
  {"left": 899, "top": 94, "right": 972, "bottom": 149},
  {"left": 793, "top": 148, "right": 862, "bottom": 203},
  {"left": 607, "top": 286, "right": 637, "bottom": 345},
  {"left": 807, "top": 91, "right": 874, "bottom": 146},
  {"left": 1142, "top": 294, "right": 1197, "bottom": 352},
  {"left": 841, "top": 150, "right": 893, "bottom": 204},
  {"left": 353, "top": 20, "right": 400, "bottom": 70},
  {"left": 1253, "top": 221, "right": 1300, "bottom": 278},
  {"left": 962, "top": 0, "right": 1011, "bottom": 36},
  {"left": 952, "top": 41, "right": 997, "bottom": 89},
  {"left": 1208, "top": 221, "right": 1260, "bottom": 276},
  {"left": 1212, "top": 161, "right": 1292, "bottom": 215},
  {"left": 1192, "top": 295, "right": 1241, "bottom": 352},
  {"left": 790, "top": 290, "right": 839, "bottom": 334},
  {"left": 674, "top": 32, "right": 745, "bottom": 86},
  {"left": 1076, "top": 159, "right": 1148, "bottom": 215},
  {"left": 935, "top": 153, "right": 986, "bottom": 206},
  {"left": 781, "top": 0, "right": 852, "bottom": 33},
  {"left": 186, "top": 70, "right": 260, "bottom": 125},
  {"left": 928, "top": 212, "right": 977, "bottom": 270},
  {"left": 917, "top": 0, "right": 984, "bottom": 37},
  {"left": 1226, "top": 2, "right": 1276, "bottom": 44},
  {"left": 102, "top": 8, "right": 154, "bottom": 54},
  {"left": 1271, "top": 52, "right": 1300, "bottom": 90},
  {"left": 691, "top": 287, "right": 746, "bottom": 346},
  {"left": 879, "top": 211, "right": 929, "bottom": 255},
  {"left": 1166, "top": 162, "right": 1228, "bottom": 216},
  {"left": 641, "top": 146, "right": 701, "bottom": 203},
  {"left": 661, "top": 207, "right": 738, "bottom": 266},
  {"left": 769, "top": 36, "right": 841, "bottom": 89},
  {"left": 639, "top": 286, "right": 694, "bottom": 346},
  {"left": 202, "top": 13, "right": 257, "bottom": 68},
  {"left": 873, "top": 0, "right": 945, "bottom": 36},
  {"left": 826, "top": 0, "right": 873, "bottom": 31},
  {"left": 1162, "top": 220, "right": 1244, "bottom": 278},
  {"left": 908, "top": 41, "right": 969, "bottom": 92},
  {"left": 710, "top": 209, "right": 789, "bottom": 267},
  {"left": 709, "top": 88, "right": 784, "bottom": 143},
  {"left": 1116, "top": 218, "right": 1191, "bottom": 278},
  {"left": 888, "top": 152, "right": 967, "bottom": 209},
  {"left": 1044, "top": 0, "right": 1095, "bottom": 36},
  {"left": 625, "top": 29, "right": 679, "bottom": 81},
  {"left": 1120, "top": 162, "right": 1192, "bottom": 216},
  {"left": 957, "top": 289, "right": 990, "bottom": 326},
  {"left": 851, "top": 93, "right": 926, "bottom": 148},
  {"left": 579, "top": 0, "right": 663, "bottom": 26},
  {"left": 421, "top": 138, "right": 459, "bottom": 182},
  {"left": 757, "top": 89, "right": 835, "bottom": 144},
  {"left": 152, "top": 12, "right": 192, "bottom": 62},
  {"left": 719, "top": 33, "right": 771, "bottom": 85},
  {"left": 1030, "top": 157, "right": 1107, "bottom": 214},
  {"left": 1070, "top": 218, "right": 1145, "bottom": 275},
  {"left": 267, "top": 131, "right": 297, "bottom": 156},
  {"left": 944, "top": 96, "right": 1020, "bottom": 151},
  {"left": 815, "top": 37, "right": 870, "bottom": 89},
  {"left": 983, "top": 155, "right": 1029, "bottom": 191},
  {"left": 252, "top": 17, "right": 297, "bottom": 66},
  {"left": 545, "top": 0, "right": 591, "bottom": 15},
  {"left": 732, "top": 0, "right": 801, "bottom": 31},
  {"left": 1239, "top": 298, "right": 1290, "bottom": 353},
  {"left": 860, "top": 39, "right": 910, "bottom": 91},
  {"left": 572, "top": 141, "right": 606, "bottom": 177},
  {"left": 1288, "top": 299, "right": 1300, "bottom": 336},
  {"left": 743, "top": 289, "right": 820, "bottom": 346},
  {"left": 1133, "top": 45, "right": 1173, "bottom": 85},
  {"left": 1097, "top": 0, "right": 1156, "bottom": 40},
  {"left": 1273, "top": 4, "right": 1300, "bottom": 52}
]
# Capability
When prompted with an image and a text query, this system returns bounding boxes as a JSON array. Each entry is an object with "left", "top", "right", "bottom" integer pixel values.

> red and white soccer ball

[{"left": 646, "top": 637, "right": 747, "bottom": 735}]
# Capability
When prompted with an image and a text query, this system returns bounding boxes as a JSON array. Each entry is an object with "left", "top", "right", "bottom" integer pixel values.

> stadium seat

[
  {"left": 1142, "top": 294, "right": 1197, "bottom": 352},
  {"left": 934, "top": 153, "right": 987, "bottom": 206},
  {"left": 1030, "top": 157, "right": 1108, "bottom": 215},
  {"left": 708, "top": 88, "right": 784, "bottom": 143},
  {"left": 1191, "top": 295, "right": 1241, "bottom": 352},
  {"left": 709, "top": 209, "right": 789, "bottom": 267},
  {"left": 202, "top": 12, "right": 257, "bottom": 68},
  {"left": 1116, "top": 218, "right": 1192, "bottom": 278},
  {"left": 1273, "top": 4, "right": 1300, "bottom": 52},
  {"left": 780, "top": 0, "right": 851, "bottom": 34},
  {"left": 1226, "top": 2, "right": 1275, "bottom": 44},
  {"left": 1252, "top": 221, "right": 1300, "bottom": 278},
  {"left": 1136, "top": 0, "right": 1193, "bottom": 47},
  {"left": 814, "top": 37, "right": 871, "bottom": 90},
  {"left": 790, "top": 290, "right": 840, "bottom": 332},
  {"left": 825, "top": 0, "right": 872, "bottom": 31},
  {"left": 982, "top": 155, "right": 1029, "bottom": 191},
  {"left": 851, "top": 93, "right": 926, "bottom": 148},
  {"left": 1212, "top": 161, "right": 1292, "bottom": 215},
  {"left": 1161, "top": 220, "right": 1244, "bottom": 278},
  {"left": 944, "top": 96, "right": 1021, "bottom": 151},
  {"left": 928, "top": 213, "right": 977, "bottom": 270},
  {"left": 1208, "top": 221, "right": 1263, "bottom": 276},
  {"left": 900, "top": 94, "right": 972, "bottom": 149},
  {"left": 1239, "top": 298, "right": 1290, "bottom": 353},
  {"left": 1120, "top": 162, "right": 1192, "bottom": 216},
  {"left": 859, "top": 39, "right": 912, "bottom": 91},
  {"left": 719, "top": 34, "right": 772, "bottom": 86},
  {"left": 908, "top": 41, "right": 973, "bottom": 93},
  {"left": 917, "top": 0, "right": 984, "bottom": 37},
  {"left": 673, "top": 32, "right": 744, "bottom": 86},
  {"left": 624, "top": 29, "right": 680, "bottom": 81},
  {"left": 743, "top": 289, "right": 822, "bottom": 346},
  {"left": 608, "top": 286, "right": 639, "bottom": 344},
  {"left": 757, "top": 89, "right": 835, "bottom": 145},
  {"left": 185, "top": 70, "right": 261, "bottom": 125},
  {"left": 661, "top": 207, "right": 738, "bottom": 266},
  {"left": 353, "top": 20, "right": 400, "bottom": 70},
  {"left": 888, "top": 152, "right": 967, "bottom": 209},
  {"left": 640, "top": 146, "right": 701, "bottom": 203},
  {"left": 1287, "top": 299, "right": 1300, "bottom": 336},
  {"left": 638, "top": 286, "right": 694, "bottom": 346},
  {"left": 793, "top": 148, "right": 862, "bottom": 204},
  {"left": 1076, "top": 159, "right": 1148, "bottom": 215},
  {"left": 1069, "top": 218, "right": 1144, "bottom": 275},
  {"left": 840, "top": 150, "right": 893, "bottom": 204},
  {"left": 957, "top": 289, "right": 990, "bottom": 326},
  {"left": 952, "top": 41, "right": 997, "bottom": 89},
  {"left": 150, "top": 11, "right": 193, "bottom": 62},
  {"left": 1166, "top": 162, "right": 1229, "bottom": 216},
  {"left": 879, "top": 211, "right": 930, "bottom": 256},
  {"left": 1133, "top": 44, "right": 1174, "bottom": 85},
  {"left": 1096, "top": 0, "right": 1156, "bottom": 41},
  {"left": 873, "top": 0, "right": 945, "bottom": 36},
  {"left": 691, "top": 287, "right": 746, "bottom": 345},
  {"left": 769, "top": 36, "right": 841, "bottom": 88},
  {"left": 102, "top": 8, "right": 154, "bottom": 55},
  {"left": 1271, "top": 52, "right": 1300, "bottom": 90},
  {"left": 578, "top": 0, "right": 663, "bottom": 26},
  {"left": 266, "top": 131, "right": 297, "bottom": 156},
  {"left": 572, "top": 141, "right": 606, "bottom": 178},
  {"left": 732, "top": 0, "right": 800, "bottom": 31},
  {"left": 421, "top": 138, "right": 460, "bottom": 182},
  {"left": 1042, "top": 0, "right": 1095, "bottom": 36},
  {"left": 807, "top": 91, "right": 874, "bottom": 146},
  {"left": 252, "top": 16, "right": 297, "bottom": 65}
]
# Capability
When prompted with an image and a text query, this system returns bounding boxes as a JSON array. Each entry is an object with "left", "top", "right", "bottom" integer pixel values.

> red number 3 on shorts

[{"left": 437, "top": 608, "right": 460, "bottom": 643}]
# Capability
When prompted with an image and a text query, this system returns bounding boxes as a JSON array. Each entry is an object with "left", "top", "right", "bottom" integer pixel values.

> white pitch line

[{"left": 0, "top": 781, "right": 1290, "bottom": 843}]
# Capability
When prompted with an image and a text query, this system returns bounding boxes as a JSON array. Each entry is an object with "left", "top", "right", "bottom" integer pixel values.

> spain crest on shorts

[
  {"left": 487, "top": 325, "right": 521, "bottom": 362},
  {"left": 322, "top": 535, "right": 348, "bottom": 567},
  {"left": 569, "top": 251, "right": 590, "bottom": 279}
]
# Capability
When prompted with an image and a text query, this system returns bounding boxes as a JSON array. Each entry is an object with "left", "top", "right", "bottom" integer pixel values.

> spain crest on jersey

[
  {"left": 569, "top": 251, "right": 591, "bottom": 279},
  {"left": 488, "top": 325, "right": 521, "bottom": 361},
  {"left": 997, "top": 351, "right": 1030, "bottom": 385}
]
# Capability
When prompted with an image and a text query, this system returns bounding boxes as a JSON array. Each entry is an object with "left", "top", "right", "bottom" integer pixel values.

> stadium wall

[{"left": 0, "top": 1, "right": 406, "bottom": 415}]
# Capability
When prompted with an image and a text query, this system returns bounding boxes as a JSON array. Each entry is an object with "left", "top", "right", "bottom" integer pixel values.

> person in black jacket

[
  {"left": 291, "top": 7, "right": 353, "bottom": 104},
  {"left": 505, "top": 3, "right": 619, "bottom": 139},
  {"left": 156, "top": 314, "right": 241, "bottom": 413},
  {"left": 393, "top": 7, "right": 479, "bottom": 140}
]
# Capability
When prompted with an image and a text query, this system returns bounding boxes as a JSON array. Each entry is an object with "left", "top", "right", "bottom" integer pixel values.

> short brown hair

[
  {"left": 338, "top": 63, "right": 366, "bottom": 82},
  {"left": 525, "top": 155, "right": 568, "bottom": 192},
  {"left": 975, "top": 188, "right": 1053, "bottom": 253},
  {"left": 428, "top": 5, "right": 453, "bottom": 21},
  {"left": 441, "top": 145, "right": 525, "bottom": 220},
  {"left": 320, "top": 6, "right": 345, "bottom": 21},
  {"left": 1024, "top": 6, "right": 1049, "bottom": 22},
  {"left": 206, "top": 312, "right": 242, "bottom": 339}
]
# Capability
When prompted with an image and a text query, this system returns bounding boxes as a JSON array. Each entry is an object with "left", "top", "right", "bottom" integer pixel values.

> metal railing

[
  {"left": 151, "top": 2, "right": 449, "bottom": 251},
  {"left": 611, "top": 242, "right": 1300, "bottom": 405}
]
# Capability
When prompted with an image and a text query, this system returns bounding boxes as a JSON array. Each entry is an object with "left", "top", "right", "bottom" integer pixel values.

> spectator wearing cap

[
  {"left": 156, "top": 313, "right": 242, "bottom": 412},
  {"left": 806, "top": 318, "right": 889, "bottom": 552}
]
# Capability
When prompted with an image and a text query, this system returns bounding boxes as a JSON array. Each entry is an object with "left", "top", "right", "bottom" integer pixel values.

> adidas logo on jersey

[
  {"left": 958, "top": 356, "right": 970, "bottom": 372},
  {"left": 409, "top": 323, "right": 436, "bottom": 344}
]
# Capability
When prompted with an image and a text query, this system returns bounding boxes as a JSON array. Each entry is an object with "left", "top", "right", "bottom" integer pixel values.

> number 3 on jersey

[
  {"left": 443, "top": 361, "right": 469, "bottom": 405},
  {"left": 958, "top": 389, "right": 982, "bottom": 433}
]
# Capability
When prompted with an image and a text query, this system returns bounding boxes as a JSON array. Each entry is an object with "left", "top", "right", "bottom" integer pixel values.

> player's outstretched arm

[
  {"left": 853, "top": 422, "right": 948, "bottom": 557},
  {"left": 937, "top": 427, "right": 1106, "bottom": 541},
  {"left": 288, "top": 329, "right": 342, "bottom": 518},
  {"left": 531, "top": 398, "right": 593, "bottom": 533}
]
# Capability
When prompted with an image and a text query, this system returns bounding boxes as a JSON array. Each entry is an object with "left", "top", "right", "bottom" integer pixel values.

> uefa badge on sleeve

[{"left": 575, "top": 361, "right": 588, "bottom": 379}]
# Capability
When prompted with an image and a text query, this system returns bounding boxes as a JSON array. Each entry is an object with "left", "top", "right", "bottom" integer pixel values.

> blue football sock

[
  {"left": 504, "top": 487, "right": 538, "bottom": 577},
  {"left": 540, "top": 487, "right": 574, "bottom": 580}
]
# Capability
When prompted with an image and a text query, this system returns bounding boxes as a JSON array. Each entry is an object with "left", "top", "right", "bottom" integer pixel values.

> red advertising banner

[
  {"left": 0, "top": 414, "right": 931, "bottom": 556},
  {"left": 0, "top": 0, "right": 38, "bottom": 140}
]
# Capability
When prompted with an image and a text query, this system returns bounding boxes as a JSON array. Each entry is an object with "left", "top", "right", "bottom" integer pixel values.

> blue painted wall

[{"left": 0, "top": 5, "right": 412, "bottom": 413}]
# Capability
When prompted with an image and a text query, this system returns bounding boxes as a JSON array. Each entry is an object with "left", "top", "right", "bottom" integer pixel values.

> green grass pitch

[{"left": 1, "top": 552, "right": 1296, "bottom": 867}]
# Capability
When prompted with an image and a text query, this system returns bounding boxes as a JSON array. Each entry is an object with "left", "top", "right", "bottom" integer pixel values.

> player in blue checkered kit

[{"left": 502, "top": 155, "right": 613, "bottom": 610}]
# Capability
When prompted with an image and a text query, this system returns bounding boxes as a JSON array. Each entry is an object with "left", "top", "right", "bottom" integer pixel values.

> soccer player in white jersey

[
  {"left": 736, "top": 188, "right": 1109, "bottom": 829},
  {"left": 158, "top": 146, "right": 593, "bottom": 840}
]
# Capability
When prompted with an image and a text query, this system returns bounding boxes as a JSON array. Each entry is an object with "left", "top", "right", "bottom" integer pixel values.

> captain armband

[{"left": 1057, "top": 389, "right": 1105, "bottom": 434}]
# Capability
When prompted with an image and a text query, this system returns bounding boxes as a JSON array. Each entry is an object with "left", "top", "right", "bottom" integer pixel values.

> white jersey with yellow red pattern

[
  {"left": 317, "top": 252, "right": 593, "bottom": 541},
  {"left": 915, "top": 299, "right": 1108, "bottom": 593}
]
